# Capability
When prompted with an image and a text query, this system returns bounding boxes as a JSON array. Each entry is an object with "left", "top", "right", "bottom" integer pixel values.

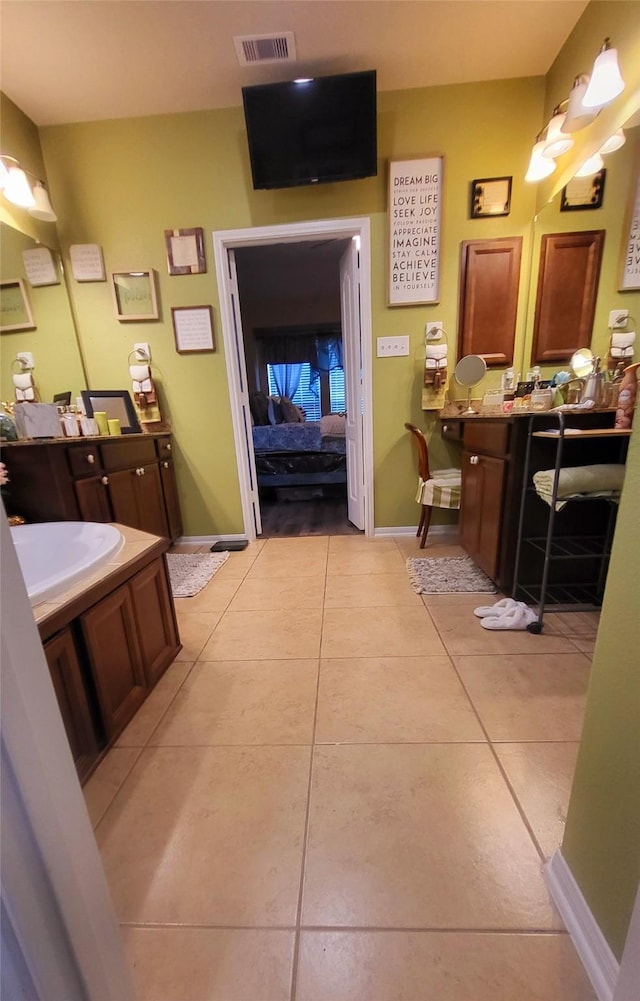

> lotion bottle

[{"left": 615, "top": 362, "right": 640, "bottom": 429}]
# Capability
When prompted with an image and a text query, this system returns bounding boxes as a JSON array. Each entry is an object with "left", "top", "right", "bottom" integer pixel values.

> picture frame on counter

[
  {"left": 388, "top": 156, "right": 443, "bottom": 306},
  {"left": 0, "top": 278, "right": 36, "bottom": 332},
  {"left": 164, "top": 227, "right": 206, "bottom": 275},
  {"left": 69, "top": 244, "right": 106, "bottom": 282},
  {"left": 560, "top": 169, "right": 606, "bottom": 212},
  {"left": 171, "top": 305, "right": 215, "bottom": 353},
  {"left": 470, "top": 176, "right": 512, "bottom": 218},
  {"left": 81, "top": 389, "right": 141, "bottom": 434},
  {"left": 111, "top": 269, "right": 159, "bottom": 321}
]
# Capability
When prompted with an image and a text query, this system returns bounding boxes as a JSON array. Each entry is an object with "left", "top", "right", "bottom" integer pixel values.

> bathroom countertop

[
  {"left": 2, "top": 430, "right": 169, "bottom": 447},
  {"left": 33, "top": 523, "right": 167, "bottom": 630}
]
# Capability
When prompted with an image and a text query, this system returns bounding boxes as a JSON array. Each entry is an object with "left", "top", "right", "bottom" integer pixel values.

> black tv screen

[{"left": 242, "top": 70, "right": 377, "bottom": 190}]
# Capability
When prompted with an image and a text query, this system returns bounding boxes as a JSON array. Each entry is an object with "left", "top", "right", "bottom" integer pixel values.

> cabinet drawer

[
  {"left": 155, "top": 436, "right": 173, "bottom": 459},
  {"left": 440, "top": 421, "right": 463, "bottom": 442},
  {"left": 101, "top": 437, "right": 157, "bottom": 471},
  {"left": 67, "top": 444, "right": 104, "bottom": 478},
  {"left": 463, "top": 421, "right": 510, "bottom": 457}
]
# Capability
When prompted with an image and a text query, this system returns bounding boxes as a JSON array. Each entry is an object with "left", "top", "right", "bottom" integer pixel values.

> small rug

[
  {"left": 406, "top": 555, "right": 497, "bottom": 594},
  {"left": 166, "top": 552, "right": 230, "bottom": 597}
]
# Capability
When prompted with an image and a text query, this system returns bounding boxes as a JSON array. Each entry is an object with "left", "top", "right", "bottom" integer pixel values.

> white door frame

[{"left": 213, "top": 217, "right": 374, "bottom": 539}]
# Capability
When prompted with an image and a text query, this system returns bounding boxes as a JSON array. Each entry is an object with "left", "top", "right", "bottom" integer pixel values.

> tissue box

[{"left": 14, "top": 402, "right": 63, "bottom": 439}]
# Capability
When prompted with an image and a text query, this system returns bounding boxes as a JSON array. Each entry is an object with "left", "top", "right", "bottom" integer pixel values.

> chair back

[{"left": 404, "top": 422, "right": 431, "bottom": 482}]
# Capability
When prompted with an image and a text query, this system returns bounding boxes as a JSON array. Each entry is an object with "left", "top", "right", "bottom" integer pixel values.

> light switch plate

[
  {"left": 377, "top": 335, "right": 410, "bottom": 357},
  {"left": 425, "top": 321, "right": 444, "bottom": 340},
  {"left": 609, "top": 309, "right": 629, "bottom": 329},
  {"left": 133, "top": 342, "right": 151, "bottom": 361},
  {"left": 16, "top": 352, "right": 34, "bottom": 370}
]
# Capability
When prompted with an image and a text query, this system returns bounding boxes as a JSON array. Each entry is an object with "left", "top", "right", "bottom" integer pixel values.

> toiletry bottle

[{"left": 615, "top": 362, "right": 640, "bottom": 429}]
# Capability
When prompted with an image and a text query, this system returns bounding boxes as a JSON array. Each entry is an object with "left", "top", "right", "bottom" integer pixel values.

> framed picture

[
  {"left": 22, "top": 247, "right": 60, "bottom": 286},
  {"left": 171, "top": 305, "right": 215, "bottom": 353},
  {"left": 111, "top": 270, "right": 159, "bottom": 321},
  {"left": 81, "top": 390, "right": 141, "bottom": 434},
  {"left": 619, "top": 173, "right": 640, "bottom": 291},
  {"left": 164, "top": 227, "right": 206, "bottom": 275},
  {"left": 388, "top": 156, "right": 443, "bottom": 305},
  {"left": 561, "top": 169, "right": 606, "bottom": 212},
  {"left": 0, "top": 279, "right": 35, "bottom": 332},
  {"left": 70, "top": 244, "right": 106, "bottom": 281},
  {"left": 470, "top": 176, "right": 512, "bottom": 218}
]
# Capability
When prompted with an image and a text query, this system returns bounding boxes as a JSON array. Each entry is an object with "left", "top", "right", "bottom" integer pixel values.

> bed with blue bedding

[{"left": 252, "top": 416, "right": 347, "bottom": 488}]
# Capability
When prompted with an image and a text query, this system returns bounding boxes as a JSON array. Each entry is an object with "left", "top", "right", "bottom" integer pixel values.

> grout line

[{"left": 118, "top": 920, "right": 568, "bottom": 936}]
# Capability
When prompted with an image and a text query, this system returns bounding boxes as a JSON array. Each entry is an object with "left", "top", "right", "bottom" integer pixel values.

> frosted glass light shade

[
  {"left": 525, "top": 141, "right": 557, "bottom": 183},
  {"left": 28, "top": 182, "right": 57, "bottom": 222},
  {"left": 542, "top": 114, "right": 574, "bottom": 158},
  {"left": 3, "top": 166, "right": 35, "bottom": 208},
  {"left": 561, "top": 78, "right": 598, "bottom": 133},
  {"left": 0, "top": 159, "right": 10, "bottom": 190},
  {"left": 582, "top": 44, "right": 624, "bottom": 108},
  {"left": 575, "top": 153, "right": 604, "bottom": 178},
  {"left": 599, "top": 129, "right": 626, "bottom": 155}
]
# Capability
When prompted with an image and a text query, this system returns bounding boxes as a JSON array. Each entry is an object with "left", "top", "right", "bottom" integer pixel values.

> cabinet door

[
  {"left": 460, "top": 451, "right": 506, "bottom": 581},
  {"left": 160, "top": 460, "right": 183, "bottom": 540},
  {"left": 136, "top": 464, "right": 169, "bottom": 538},
  {"left": 81, "top": 585, "right": 147, "bottom": 739},
  {"left": 107, "top": 468, "right": 140, "bottom": 530},
  {"left": 129, "top": 559, "right": 180, "bottom": 689},
  {"left": 458, "top": 237, "right": 522, "bottom": 365},
  {"left": 44, "top": 628, "right": 100, "bottom": 782},
  {"left": 75, "top": 476, "right": 112, "bottom": 522}
]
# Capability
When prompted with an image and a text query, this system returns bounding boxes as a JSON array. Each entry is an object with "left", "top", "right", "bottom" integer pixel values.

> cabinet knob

[
  {"left": 470, "top": 454, "right": 479, "bottom": 465},
  {"left": 101, "top": 476, "right": 109, "bottom": 485},
  {"left": 165, "top": 443, "right": 171, "bottom": 452},
  {"left": 443, "top": 424, "right": 449, "bottom": 432},
  {"left": 135, "top": 467, "right": 142, "bottom": 476},
  {"left": 87, "top": 453, "right": 95, "bottom": 464},
  {"left": 163, "top": 461, "right": 169, "bottom": 469},
  {"left": 140, "top": 466, "right": 146, "bottom": 475}
]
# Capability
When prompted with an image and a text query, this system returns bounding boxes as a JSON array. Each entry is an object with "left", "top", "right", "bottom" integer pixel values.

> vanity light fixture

[
  {"left": 525, "top": 137, "right": 557, "bottom": 183},
  {"left": 561, "top": 75, "right": 598, "bottom": 133},
  {"left": 599, "top": 128, "right": 626, "bottom": 155},
  {"left": 0, "top": 154, "right": 57, "bottom": 221},
  {"left": 542, "top": 108, "right": 574, "bottom": 158},
  {"left": 574, "top": 153, "right": 605, "bottom": 178},
  {"left": 582, "top": 38, "right": 625, "bottom": 109}
]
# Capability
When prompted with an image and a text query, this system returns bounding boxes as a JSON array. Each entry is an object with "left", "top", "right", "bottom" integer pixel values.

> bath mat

[
  {"left": 166, "top": 552, "right": 229, "bottom": 597},
  {"left": 406, "top": 555, "right": 497, "bottom": 594}
]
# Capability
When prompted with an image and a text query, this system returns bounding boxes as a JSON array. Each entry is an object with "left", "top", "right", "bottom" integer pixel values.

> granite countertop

[{"left": 2, "top": 431, "right": 169, "bottom": 448}]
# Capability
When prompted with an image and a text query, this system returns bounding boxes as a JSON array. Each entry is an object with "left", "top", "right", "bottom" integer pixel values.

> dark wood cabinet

[
  {"left": 1, "top": 433, "right": 182, "bottom": 541},
  {"left": 44, "top": 628, "right": 100, "bottom": 782},
  {"left": 461, "top": 451, "right": 507, "bottom": 580},
  {"left": 457, "top": 237, "right": 523, "bottom": 366},
  {"left": 129, "top": 558, "right": 179, "bottom": 688}
]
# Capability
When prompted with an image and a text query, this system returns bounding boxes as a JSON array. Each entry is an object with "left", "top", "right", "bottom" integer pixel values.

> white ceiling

[{"left": 0, "top": 0, "right": 588, "bottom": 127}]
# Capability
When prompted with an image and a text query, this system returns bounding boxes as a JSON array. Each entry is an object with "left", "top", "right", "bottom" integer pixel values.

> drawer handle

[
  {"left": 163, "top": 461, "right": 169, "bottom": 469},
  {"left": 470, "top": 455, "right": 479, "bottom": 465},
  {"left": 101, "top": 476, "right": 109, "bottom": 485},
  {"left": 86, "top": 453, "right": 95, "bottom": 464},
  {"left": 165, "top": 443, "right": 171, "bottom": 452}
]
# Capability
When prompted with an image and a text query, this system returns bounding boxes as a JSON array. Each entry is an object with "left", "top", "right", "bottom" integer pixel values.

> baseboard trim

[
  {"left": 544, "top": 851, "right": 619, "bottom": 1001},
  {"left": 374, "top": 525, "right": 459, "bottom": 539},
  {"left": 177, "top": 534, "right": 247, "bottom": 545}
]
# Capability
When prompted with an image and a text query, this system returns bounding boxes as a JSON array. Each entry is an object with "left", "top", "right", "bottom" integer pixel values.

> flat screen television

[{"left": 242, "top": 70, "right": 377, "bottom": 190}]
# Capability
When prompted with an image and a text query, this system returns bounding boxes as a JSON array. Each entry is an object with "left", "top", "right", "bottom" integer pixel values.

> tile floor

[{"left": 84, "top": 535, "right": 600, "bottom": 1001}]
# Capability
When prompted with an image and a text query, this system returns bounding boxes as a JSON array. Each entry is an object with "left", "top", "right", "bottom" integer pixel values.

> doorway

[{"left": 213, "top": 218, "right": 374, "bottom": 541}]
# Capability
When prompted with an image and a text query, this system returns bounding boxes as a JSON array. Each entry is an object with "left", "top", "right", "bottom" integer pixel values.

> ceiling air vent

[{"left": 234, "top": 32, "right": 296, "bottom": 66}]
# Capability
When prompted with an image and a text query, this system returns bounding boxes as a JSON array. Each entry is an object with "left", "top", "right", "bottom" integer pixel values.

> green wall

[{"left": 34, "top": 76, "right": 542, "bottom": 535}]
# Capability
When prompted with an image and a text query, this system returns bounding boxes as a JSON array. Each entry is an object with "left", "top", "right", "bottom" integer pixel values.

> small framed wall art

[
  {"left": 164, "top": 227, "right": 206, "bottom": 275},
  {"left": 561, "top": 169, "right": 606, "bottom": 212},
  {"left": 22, "top": 247, "right": 60, "bottom": 286},
  {"left": 0, "top": 279, "right": 36, "bottom": 332},
  {"left": 171, "top": 305, "right": 215, "bottom": 353},
  {"left": 70, "top": 244, "right": 106, "bottom": 281},
  {"left": 388, "top": 156, "right": 443, "bottom": 305},
  {"left": 112, "top": 270, "right": 159, "bottom": 321},
  {"left": 470, "top": 176, "right": 512, "bottom": 218}
]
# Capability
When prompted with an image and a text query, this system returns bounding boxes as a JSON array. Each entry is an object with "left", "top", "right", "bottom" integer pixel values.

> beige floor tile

[
  {"left": 246, "top": 553, "right": 328, "bottom": 579},
  {"left": 97, "top": 745, "right": 310, "bottom": 925},
  {"left": 495, "top": 743, "right": 580, "bottom": 858},
  {"left": 454, "top": 653, "right": 591, "bottom": 742},
  {"left": 201, "top": 608, "right": 322, "bottom": 660},
  {"left": 295, "top": 931, "right": 596, "bottom": 1001},
  {"left": 537, "top": 610, "right": 600, "bottom": 638},
  {"left": 421, "top": 591, "right": 505, "bottom": 607},
  {"left": 324, "top": 573, "right": 422, "bottom": 607},
  {"left": 395, "top": 539, "right": 464, "bottom": 559},
  {"left": 316, "top": 657, "right": 484, "bottom": 743},
  {"left": 569, "top": 636, "right": 596, "bottom": 657},
  {"left": 170, "top": 543, "right": 204, "bottom": 554},
  {"left": 83, "top": 747, "right": 142, "bottom": 829},
  {"left": 428, "top": 603, "right": 579, "bottom": 656},
  {"left": 327, "top": 550, "right": 406, "bottom": 575},
  {"left": 327, "top": 536, "right": 397, "bottom": 552},
  {"left": 302, "top": 744, "right": 561, "bottom": 929},
  {"left": 123, "top": 927, "right": 294, "bottom": 1001},
  {"left": 173, "top": 577, "right": 242, "bottom": 614},
  {"left": 262, "top": 535, "right": 329, "bottom": 554},
  {"left": 321, "top": 605, "right": 446, "bottom": 658},
  {"left": 116, "top": 661, "right": 193, "bottom": 748},
  {"left": 150, "top": 658, "right": 318, "bottom": 745},
  {"left": 228, "top": 575, "right": 326, "bottom": 611},
  {"left": 174, "top": 611, "right": 222, "bottom": 661},
  {"left": 212, "top": 552, "right": 260, "bottom": 579}
]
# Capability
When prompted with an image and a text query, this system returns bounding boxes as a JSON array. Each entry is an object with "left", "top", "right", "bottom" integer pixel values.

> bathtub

[{"left": 10, "top": 521, "right": 124, "bottom": 606}]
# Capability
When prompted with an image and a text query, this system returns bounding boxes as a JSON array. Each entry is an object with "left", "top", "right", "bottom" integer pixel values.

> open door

[
  {"left": 340, "top": 239, "right": 365, "bottom": 530},
  {"left": 227, "top": 249, "right": 262, "bottom": 537}
]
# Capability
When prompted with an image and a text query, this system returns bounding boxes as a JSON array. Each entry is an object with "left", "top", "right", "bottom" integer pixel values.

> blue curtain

[
  {"left": 270, "top": 363, "right": 303, "bottom": 399},
  {"left": 309, "top": 336, "right": 343, "bottom": 396}
]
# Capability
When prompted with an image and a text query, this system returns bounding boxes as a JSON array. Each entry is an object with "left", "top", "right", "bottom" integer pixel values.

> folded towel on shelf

[{"left": 533, "top": 463, "right": 626, "bottom": 510}]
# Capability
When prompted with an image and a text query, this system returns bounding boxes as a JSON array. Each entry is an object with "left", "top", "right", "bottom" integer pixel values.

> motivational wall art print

[
  {"left": 620, "top": 173, "right": 640, "bottom": 291},
  {"left": 388, "top": 156, "right": 443, "bottom": 305}
]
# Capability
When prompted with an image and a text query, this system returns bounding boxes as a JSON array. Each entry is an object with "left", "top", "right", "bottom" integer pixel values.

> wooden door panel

[
  {"left": 129, "top": 559, "right": 179, "bottom": 689},
  {"left": 75, "top": 476, "right": 112, "bottom": 523},
  {"left": 458, "top": 238, "right": 522, "bottom": 365},
  {"left": 44, "top": 629, "right": 100, "bottom": 781},
  {"left": 160, "top": 461, "right": 183, "bottom": 540},
  {"left": 107, "top": 468, "right": 140, "bottom": 530},
  {"left": 136, "top": 464, "right": 169, "bottom": 538},
  {"left": 460, "top": 453, "right": 482, "bottom": 557},
  {"left": 476, "top": 455, "right": 506, "bottom": 580}
]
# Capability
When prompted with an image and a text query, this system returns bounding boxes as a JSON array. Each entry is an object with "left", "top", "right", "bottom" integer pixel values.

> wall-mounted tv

[{"left": 242, "top": 70, "right": 377, "bottom": 190}]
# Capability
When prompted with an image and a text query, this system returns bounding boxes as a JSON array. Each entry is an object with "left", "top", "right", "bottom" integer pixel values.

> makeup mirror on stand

[{"left": 454, "top": 354, "right": 487, "bottom": 415}]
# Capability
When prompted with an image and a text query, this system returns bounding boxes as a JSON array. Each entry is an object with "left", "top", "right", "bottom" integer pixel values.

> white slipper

[
  {"left": 473, "top": 597, "right": 519, "bottom": 618},
  {"left": 481, "top": 605, "right": 538, "bottom": 631}
]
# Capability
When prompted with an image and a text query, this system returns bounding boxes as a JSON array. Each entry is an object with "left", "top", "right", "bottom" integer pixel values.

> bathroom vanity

[
  {"left": 0, "top": 432, "right": 182, "bottom": 541},
  {"left": 33, "top": 524, "right": 181, "bottom": 782}
]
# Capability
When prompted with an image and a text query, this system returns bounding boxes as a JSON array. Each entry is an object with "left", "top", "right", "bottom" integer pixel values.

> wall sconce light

[
  {"left": 582, "top": 38, "right": 625, "bottom": 109},
  {"left": 542, "top": 108, "right": 574, "bottom": 158},
  {"left": 574, "top": 153, "right": 605, "bottom": 178},
  {"left": 598, "top": 128, "right": 626, "bottom": 155},
  {"left": 525, "top": 137, "right": 557, "bottom": 183},
  {"left": 0, "top": 154, "right": 57, "bottom": 221},
  {"left": 561, "top": 75, "right": 598, "bottom": 133}
]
